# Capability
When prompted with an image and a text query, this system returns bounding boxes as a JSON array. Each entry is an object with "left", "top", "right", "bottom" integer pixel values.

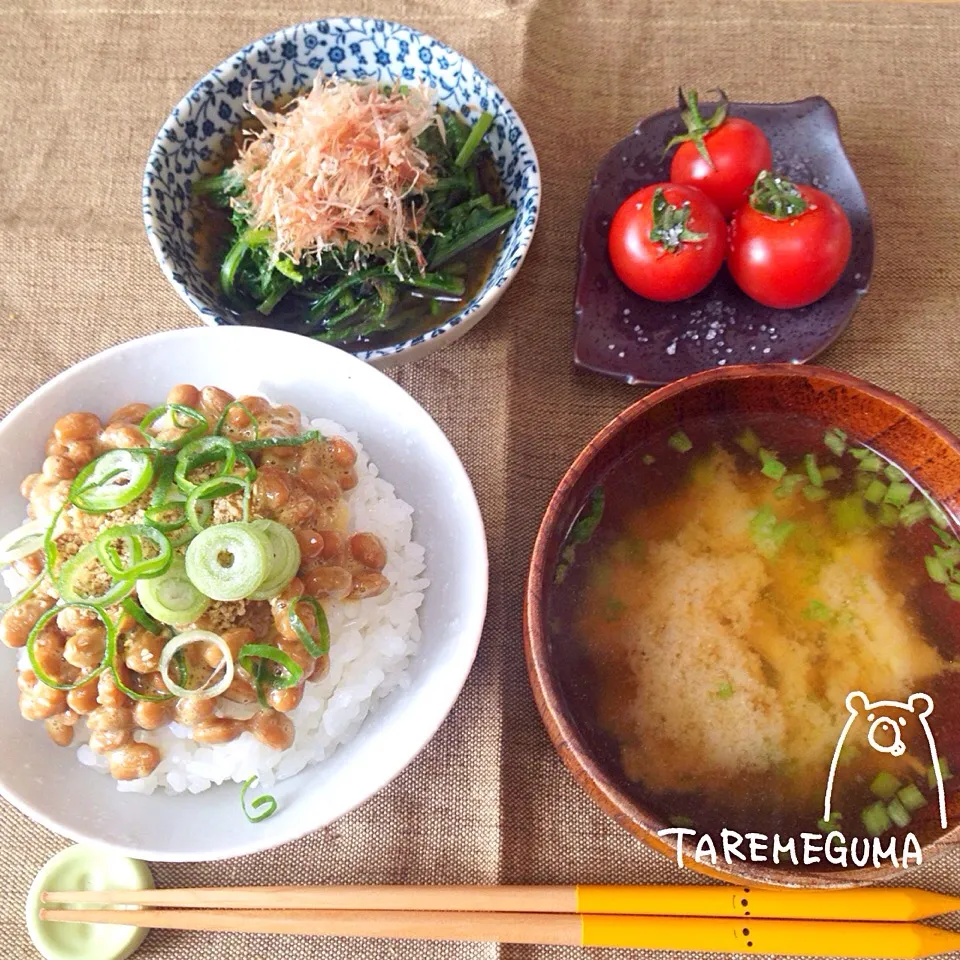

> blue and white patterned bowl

[{"left": 142, "top": 17, "right": 540, "bottom": 366}]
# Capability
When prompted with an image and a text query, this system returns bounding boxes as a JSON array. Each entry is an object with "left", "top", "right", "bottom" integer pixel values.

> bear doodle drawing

[{"left": 824, "top": 691, "right": 947, "bottom": 830}]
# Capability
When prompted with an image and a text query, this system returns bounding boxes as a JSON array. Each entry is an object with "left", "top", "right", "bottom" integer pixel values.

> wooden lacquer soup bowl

[{"left": 525, "top": 364, "right": 960, "bottom": 887}]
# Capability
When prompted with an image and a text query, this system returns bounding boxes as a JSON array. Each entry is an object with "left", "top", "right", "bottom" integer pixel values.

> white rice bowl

[{"left": 16, "top": 417, "right": 428, "bottom": 797}]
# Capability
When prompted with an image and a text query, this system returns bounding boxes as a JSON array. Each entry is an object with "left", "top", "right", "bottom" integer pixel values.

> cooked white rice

[{"left": 9, "top": 417, "right": 427, "bottom": 795}]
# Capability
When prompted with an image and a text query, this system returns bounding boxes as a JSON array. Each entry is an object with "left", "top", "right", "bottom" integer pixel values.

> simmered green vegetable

[{"left": 195, "top": 100, "right": 515, "bottom": 346}]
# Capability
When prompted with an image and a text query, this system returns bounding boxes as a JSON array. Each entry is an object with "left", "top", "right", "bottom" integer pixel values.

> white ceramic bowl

[
  {"left": 142, "top": 17, "right": 540, "bottom": 367},
  {"left": 0, "top": 327, "right": 487, "bottom": 861}
]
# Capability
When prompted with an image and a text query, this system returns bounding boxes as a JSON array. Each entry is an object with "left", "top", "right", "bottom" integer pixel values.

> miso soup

[{"left": 549, "top": 412, "right": 960, "bottom": 858}]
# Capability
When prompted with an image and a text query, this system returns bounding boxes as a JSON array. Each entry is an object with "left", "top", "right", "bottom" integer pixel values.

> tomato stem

[
  {"left": 649, "top": 187, "right": 708, "bottom": 253},
  {"left": 663, "top": 87, "right": 728, "bottom": 168},
  {"left": 749, "top": 170, "right": 808, "bottom": 219}
]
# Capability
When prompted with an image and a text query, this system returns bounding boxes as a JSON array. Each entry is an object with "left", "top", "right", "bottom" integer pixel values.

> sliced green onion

[
  {"left": 758, "top": 448, "right": 786, "bottom": 481},
  {"left": 286, "top": 596, "right": 330, "bottom": 658},
  {"left": 120, "top": 596, "right": 167, "bottom": 636},
  {"left": 139, "top": 403, "right": 208, "bottom": 451},
  {"left": 817, "top": 813, "right": 842, "bottom": 833},
  {"left": 926, "top": 555, "right": 950, "bottom": 584},
  {"left": 236, "top": 429, "right": 320, "bottom": 452},
  {"left": 927, "top": 499, "right": 951, "bottom": 530},
  {"left": 0, "top": 519, "right": 46, "bottom": 564},
  {"left": 27, "top": 603, "right": 112, "bottom": 690},
  {"left": 137, "top": 558, "right": 209, "bottom": 626},
  {"left": 247, "top": 519, "right": 301, "bottom": 600},
  {"left": 885, "top": 464, "right": 906, "bottom": 483},
  {"left": 829, "top": 494, "right": 872, "bottom": 533},
  {"left": 1, "top": 571, "right": 43, "bottom": 613},
  {"left": 43, "top": 505, "right": 65, "bottom": 574},
  {"left": 803, "top": 599, "right": 832, "bottom": 622},
  {"left": 878, "top": 503, "right": 900, "bottom": 527},
  {"left": 929, "top": 757, "right": 953, "bottom": 788},
  {"left": 886, "top": 798, "right": 911, "bottom": 829},
  {"left": 804, "top": 454, "right": 823, "bottom": 488},
  {"left": 185, "top": 475, "right": 251, "bottom": 531},
  {"left": 863, "top": 479, "right": 887, "bottom": 504},
  {"left": 803, "top": 486, "right": 829, "bottom": 503},
  {"left": 185, "top": 521, "right": 268, "bottom": 601},
  {"left": 58, "top": 542, "right": 135, "bottom": 607},
  {"left": 174, "top": 436, "right": 244, "bottom": 496},
  {"left": 948, "top": 583, "right": 960, "bottom": 602},
  {"left": 238, "top": 643, "right": 303, "bottom": 691},
  {"left": 735, "top": 428, "right": 761, "bottom": 456},
  {"left": 240, "top": 775, "right": 278, "bottom": 823},
  {"left": 69, "top": 450, "right": 155, "bottom": 513},
  {"left": 856, "top": 452, "right": 883, "bottom": 473},
  {"left": 900, "top": 501, "right": 928, "bottom": 527},
  {"left": 861, "top": 800, "right": 892, "bottom": 837},
  {"left": 215, "top": 401, "right": 261, "bottom": 439},
  {"left": 667, "top": 430, "right": 692, "bottom": 454},
  {"left": 823, "top": 428, "right": 847, "bottom": 457},
  {"left": 714, "top": 680, "right": 734, "bottom": 700},
  {"left": 897, "top": 783, "right": 927, "bottom": 812},
  {"left": 108, "top": 626, "right": 174, "bottom": 703},
  {"left": 150, "top": 455, "right": 176, "bottom": 507},
  {"left": 145, "top": 499, "right": 192, "bottom": 532},
  {"left": 774, "top": 474, "right": 806, "bottom": 499},
  {"left": 95, "top": 524, "right": 172, "bottom": 580},
  {"left": 884, "top": 481, "right": 914, "bottom": 508},
  {"left": 870, "top": 771, "right": 901, "bottom": 800},
  {"left": 158, "top": 629, "right": 235, "bottom": 700},
  {"left": 820, "top": 465, "right": 842, "bottom": 483},
  {"left": 749, "top": 505, "right": 794, "bottom": 558}
]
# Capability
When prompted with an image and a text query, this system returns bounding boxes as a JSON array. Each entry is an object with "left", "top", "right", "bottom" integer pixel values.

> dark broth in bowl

[{"left": 549, "top": 412, "right": 960, "bottom": 860}]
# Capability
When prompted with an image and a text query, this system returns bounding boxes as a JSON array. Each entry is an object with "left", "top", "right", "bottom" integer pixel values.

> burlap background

[{"left": 2, "top": 0, "right": 960, "bottom": 956}]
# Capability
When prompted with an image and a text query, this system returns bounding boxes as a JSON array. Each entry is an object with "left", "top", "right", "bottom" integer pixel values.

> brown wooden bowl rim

[{"left": 524, "top": 363, "right": 960, "bottom": 887}]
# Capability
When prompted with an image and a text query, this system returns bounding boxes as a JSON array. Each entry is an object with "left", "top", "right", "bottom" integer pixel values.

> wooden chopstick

[
  {"left": 36, "top": 907, "right": 960, "bottom": 957},
  {"left": 40, "top": 883, "right": 960, "bottom": 921}
]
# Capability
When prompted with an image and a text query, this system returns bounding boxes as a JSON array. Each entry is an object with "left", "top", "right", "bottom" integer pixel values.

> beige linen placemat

[{"left": 3, "top": 0, "right": 960, "bottom": 957}]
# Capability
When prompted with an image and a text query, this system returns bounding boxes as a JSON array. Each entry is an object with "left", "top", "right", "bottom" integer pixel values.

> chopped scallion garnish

[
  {"left": 870, "top": 771, "right": 901, "bottom": 801},
  {"left": 668, "top": 430, "right": 693, "bottom": 454},
  {"left": 883, "top": 481, "right": 914, "bottom": 508},
  {"left": 736, "top": 428, "right": 761, "bottom": 456},
  {"left": 861, "top": 800, "right": 892, "bottom": 837},
  {"left": 240, "top": 775, "right": 278, "bottom": 823},
  {"left": 803, "top": 599, "right": 832, "bottom": 622},
  {"left": 774, "top": 473, "right": 806, "bottom": 499},
  {"left": 804, "top": 453, "right": 823, "bottom": 488},
  {"left": 886, "top": 797, "right": 911, "bottom": 829},
  {"left": 758, "top": 448, "right": 786, "bottom": 481},
  {"left": 925, "top": 555, "right": 950, "bottom": 584},
  {"left": 928, "top": 757, "right": 953, "bottom": 788},
  {"left": 823, "top": 427, "right": 847, "bottom": 457},
  {"left": 900, "top": 501, "right": 928, "bottom": 527},
  {"left": 897, "top": 783, "right": 927, "bottom": 812},
  {"left": 863, "top": 479, "right": 887, "bottom": 504},
  {"left": 802, "top": 486, "right": 829, "bottom": 502}
]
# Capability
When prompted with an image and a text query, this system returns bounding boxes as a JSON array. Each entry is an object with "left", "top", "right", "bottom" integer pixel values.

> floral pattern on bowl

[
  {"left": 142, "top": 17, "right": 540, "bottom": 366},
  {"left": 575, "top": 96, "right": 873, "bottom": 385}
]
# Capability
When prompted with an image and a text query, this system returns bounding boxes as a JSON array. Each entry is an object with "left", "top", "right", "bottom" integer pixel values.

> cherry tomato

[
  {"left": 727, "top": 171, "right": 852, "bottom": 310},
  {"left": 608, "top": 183, "right": 725, "bottom": 302},
  {"left": 667, "top": 89, "right": 772, "bottom": 217}
]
